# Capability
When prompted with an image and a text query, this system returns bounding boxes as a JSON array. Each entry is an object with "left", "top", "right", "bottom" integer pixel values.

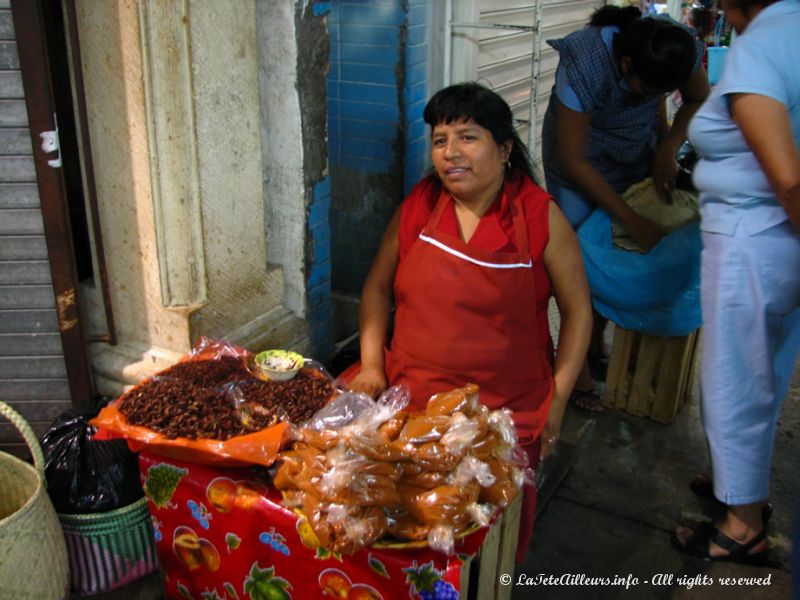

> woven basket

[
  {"left": 0, "top": 400, "right": 70, "bottom": 600},
  {"left": 59, "top": 496, "right": 159, "bottom": 595}
]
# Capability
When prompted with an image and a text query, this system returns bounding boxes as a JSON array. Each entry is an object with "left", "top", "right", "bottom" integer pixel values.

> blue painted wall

[
  {"left": 327, "top": 0, "right": 430, "bottom": 311},
  {"left": 404, "top": 0, "right": 430, "bottom": 194},
  {"left": 307, "top": 177, "right": 334, "bottom": 358}
]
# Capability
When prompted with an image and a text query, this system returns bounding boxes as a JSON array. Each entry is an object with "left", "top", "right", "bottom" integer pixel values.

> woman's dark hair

[
  {"left": 589, "top": 6, "right": 696, "bottom": 92},
  {"left": 423, "top": 82, "right": 535, "bottom": 181},
  {"left": 689, "top": 7, "right": 715, "bottom": 39}
]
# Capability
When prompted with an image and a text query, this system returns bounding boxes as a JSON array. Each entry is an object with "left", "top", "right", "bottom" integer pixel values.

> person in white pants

[{"left": 672, "top": 0, "right": 800, "bottom": 565}]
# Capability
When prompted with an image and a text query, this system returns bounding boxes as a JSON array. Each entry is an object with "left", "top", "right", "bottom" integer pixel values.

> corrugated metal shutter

[
  {"left": 0, "top": 4, "right": 70, "bottom": 454},
  {"left": 449, "top": 0, "right": 604, "bottom": 176}
]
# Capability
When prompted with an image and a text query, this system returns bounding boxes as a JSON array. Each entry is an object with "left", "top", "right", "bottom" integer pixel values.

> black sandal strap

[{"left": 710, "top": 526, "right": 767, "bottom": 558}]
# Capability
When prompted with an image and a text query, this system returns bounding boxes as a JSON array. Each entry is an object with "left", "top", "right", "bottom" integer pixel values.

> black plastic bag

[{"left": 41, "top": 404, "right": 143, "bottom": 514}]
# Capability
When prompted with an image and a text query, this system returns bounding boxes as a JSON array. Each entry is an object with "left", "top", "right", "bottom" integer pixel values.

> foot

[
  {"left": 570, "top": 387, "right": 604, "bottom": 413},
  {"left": 673, "top": 518, "right": 768, "bottom": 564}
]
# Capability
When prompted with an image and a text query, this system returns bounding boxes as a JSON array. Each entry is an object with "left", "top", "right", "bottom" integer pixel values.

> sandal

[
  {"left": 570, "top": 388, "right": 604, "bottom": 413},
  {"left": 671, "top": 521, "right": 769, "bottom": 566}
]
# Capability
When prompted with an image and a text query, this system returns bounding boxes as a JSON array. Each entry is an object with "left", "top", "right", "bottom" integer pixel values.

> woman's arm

[
  {"left": 653, "top": 66, "right": 710, "bottom": 201},
  {"left": 348, "top": 206, "right": 402, "bottom": 398},
  {"left": 729, "top": 93, "right": 800, "bottom": 232},
  {"left": 539, "top": 202, "right": 593, "bottom": 457},
  {"left": 555, "top": 101, "right": 665, "bottom": 249}
]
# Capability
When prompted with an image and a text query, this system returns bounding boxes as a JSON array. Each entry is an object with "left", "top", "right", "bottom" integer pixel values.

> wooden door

[{"left": 0, "top": 0, "right": 92, "bottom": 451}]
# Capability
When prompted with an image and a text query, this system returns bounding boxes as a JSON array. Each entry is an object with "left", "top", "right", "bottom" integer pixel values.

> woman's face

[
  {"left": 620, "top": 56, "right": 668, "bottom": 98},
  {"left": 430, "top": 118, "right": 511, "bottom": 205}
]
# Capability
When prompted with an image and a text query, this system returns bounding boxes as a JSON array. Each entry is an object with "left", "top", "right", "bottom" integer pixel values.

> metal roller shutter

[{"left": 446, "top": 0, "right": 604, "bottom": 177}]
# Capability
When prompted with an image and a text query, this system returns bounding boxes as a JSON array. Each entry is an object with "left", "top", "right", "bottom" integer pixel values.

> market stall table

[{"left": 139, "top": 451, "right": 520, "bottom": 600}]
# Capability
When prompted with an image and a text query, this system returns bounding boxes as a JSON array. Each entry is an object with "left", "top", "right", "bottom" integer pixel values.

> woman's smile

[{"left": 431, "top": 119, "right": 509, "bottom": 208}]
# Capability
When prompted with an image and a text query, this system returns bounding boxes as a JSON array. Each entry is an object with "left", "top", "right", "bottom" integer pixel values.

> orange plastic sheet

[{"left": 91, "top": 337, "right": 292, "bottom": 467}]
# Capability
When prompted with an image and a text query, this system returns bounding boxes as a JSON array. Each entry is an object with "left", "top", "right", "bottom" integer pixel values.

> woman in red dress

[{"left": 349, "top": 82, "right": 592, "bottom": 561}]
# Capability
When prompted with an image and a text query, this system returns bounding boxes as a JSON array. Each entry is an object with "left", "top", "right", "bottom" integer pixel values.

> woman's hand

[
  {"left": 540, "top": 390, "right": 566, "bottom": 460},
  {"left": 348, "top": 365, "right": 388, "bottom": 399},
  {"left": 623, "top": 212, "right": 665, "bottom": 251}
]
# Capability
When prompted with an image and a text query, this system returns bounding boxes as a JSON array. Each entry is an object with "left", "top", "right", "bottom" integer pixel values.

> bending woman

[
  {"left": 541, "top": 6, "right": 710, "bottom": 410},
  {"left": 349, "top": 83, "right": 592, "bottom": 561}
]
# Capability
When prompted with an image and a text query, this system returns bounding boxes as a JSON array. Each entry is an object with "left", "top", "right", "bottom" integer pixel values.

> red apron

[
  {"left": 388, "top": 187, "right": 554, "bottom": 444},
  {"left": 387, "top": 186, "right": 554, "bottom": 563}
]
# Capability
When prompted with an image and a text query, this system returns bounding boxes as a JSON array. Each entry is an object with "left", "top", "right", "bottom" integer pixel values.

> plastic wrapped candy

[
  {"left": 386, "top": 512, "right": 430, "bottom": 541},
  {"left": 344, "top": 429, "right": 408, "bottom": 462},
  {"left": 377, "top": 411, "right": 408, "bottom": 441},
  {"left": 275, "top": 382, "right": 534, "bottom": 556},
  {"left": 316, "top": 448, "right": 403, "bottom": 507},
  {"left": 406, "top": 442, "right": 463, "bottom": 472},
  {"left": 398, "top": 469, "right": 449, "bottom": 489},
  {"left": 478, "top": 459, "right": 520, "bottom": 508},
  {"left": 397, "top": 415, "right": 452, "bottom": 444},
  {"left": 470, "top": 430, "right": 502, "bottom": 461},
  {"left": 488, "top": 408, "right": 518, "bottom": 447},
  {"left": 428, "top": 523, "right": 456, "bottom": 555},
  {"left": 293, "top": 427, "right": 339, "bottom": 450},
  {"left": 399, "top": 482, "right": 479, "bottom": 527},
  {"left": 425, "top": 383, "right": 479, "bottom": 417},
  {"left": 272, "top": 445, "right": 326, "bottom": 494},
  {"left": 330, "top": 506, "right": 388, "bottom": 555},
  {"left": 440, "top": 413, "right": 482, "bottom": 455},
  {"left": 448, "top": 455, "right": 496, "bottom": 488}
]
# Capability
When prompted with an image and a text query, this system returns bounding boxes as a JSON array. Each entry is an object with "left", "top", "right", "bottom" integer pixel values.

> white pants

[{"left": 701, "top": 222, "right": 800, "bottom": 505}]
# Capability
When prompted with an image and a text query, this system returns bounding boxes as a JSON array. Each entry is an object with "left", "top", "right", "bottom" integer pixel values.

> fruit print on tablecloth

[
  {"left": 258, "top": 528, "right": 290, "bottom": 556},
  {"left": 367, "top": 553, "right": 390, "bottom": 579},
  {"left": 404, "top": 561, "right": 459, "bottom": 600},
  {"left": 173, "top": 525, "right": 221, "bottom": 573},
  {"left": 144, "top": 462, "right": 189, "bottom": 508},
  {"left": 318, "top": 568, "right": 383, "bottom": 599},
  {"left": 244, "top": 562, "right": 293, "bottom": 600},
  {"left": 225, "top": 532, "right": 241, "bottom": 553},
  {"left": 188, "top": 499, "right": 212, "bottom": 529}
]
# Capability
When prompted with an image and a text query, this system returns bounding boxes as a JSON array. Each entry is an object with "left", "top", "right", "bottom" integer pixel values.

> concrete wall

[
  {"left": 76, "top": 0, "right": 188, "bottom": 392},
  {"left": 327, "top": 0, "right": 430, "bottom": 340},
  {"left": 258, "top": 0, "right": 333, "bottom": 360},
  {"left": 298, "top": 2, "right": 334, "bottom": 359},
  {"left": 77, "top": 0, "right": 316, "bottom": 395}
]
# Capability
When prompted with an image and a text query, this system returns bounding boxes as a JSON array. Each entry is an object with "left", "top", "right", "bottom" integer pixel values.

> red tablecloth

[{"left": 139, "top": 451, "right": 489, "bottom": 599}]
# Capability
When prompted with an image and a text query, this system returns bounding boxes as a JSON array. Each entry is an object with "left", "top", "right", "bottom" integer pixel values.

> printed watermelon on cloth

[{"left": 140, "top": 452, "right": 488, "bottom": 599}]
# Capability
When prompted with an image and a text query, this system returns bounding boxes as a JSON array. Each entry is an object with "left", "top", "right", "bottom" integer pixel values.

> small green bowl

[{"left": 254, "top": 349, "right": 304, "bottom": 381}]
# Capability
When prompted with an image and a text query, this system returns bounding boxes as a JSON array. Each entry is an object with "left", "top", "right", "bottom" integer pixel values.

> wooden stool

[
  {"left": 459, "top": 494, "right": 522, "bottom": 599},
  {"left": 604, "top": 327, "right": 700, "bottom": 424}
]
